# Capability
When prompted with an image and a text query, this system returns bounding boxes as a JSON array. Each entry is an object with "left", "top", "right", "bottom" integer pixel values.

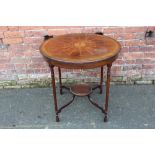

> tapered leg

[
  {"left": 58, "top": 67, "right": 63, "bottom": 95},
  {"left": 50, "top": 65, "right": 60, "bottom": 122},
  {"left": 104, "top": 64, "right": 112, "bottom": 122},
  {"left": 100, "top": 66, "right": 103, "bottom": 94}
]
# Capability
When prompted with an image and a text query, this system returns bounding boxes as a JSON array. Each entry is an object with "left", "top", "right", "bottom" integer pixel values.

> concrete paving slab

[{"left": 0, "top": 85, "right": 155, "bottom": 128}]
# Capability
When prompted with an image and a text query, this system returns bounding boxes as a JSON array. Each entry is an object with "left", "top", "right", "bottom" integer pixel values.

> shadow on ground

[{"left": 0, "top": 85, "right": 155, "bottom": 129}]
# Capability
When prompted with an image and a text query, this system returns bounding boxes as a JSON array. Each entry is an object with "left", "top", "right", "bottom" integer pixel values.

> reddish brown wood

[
  {"left": 49, "top": 64, "right": 60, "bottom": 122},
  {"left": 100, "top": 66, "right": 103, "bottom": 94},
  {"left": 104, "top": 63, "right": 112, "bottom": 122},
  {"left": 70, "top": 83, "right": 92, "bottom": 96},
  {"left": 58, "top": 67, "right": 63, "bottom": 95},
  {"left": 40, "top": 33, "right": 121, "bottom": 122},
  {"left": 40, "top": 33, "right": 121, "bottom": 69}
]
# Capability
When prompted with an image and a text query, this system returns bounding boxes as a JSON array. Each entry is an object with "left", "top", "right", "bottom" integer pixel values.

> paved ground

[{"left": 0, "top": 85, "right": 155, "bottom": 129}]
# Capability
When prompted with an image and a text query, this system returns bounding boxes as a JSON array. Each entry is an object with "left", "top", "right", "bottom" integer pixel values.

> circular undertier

[{"left": 70, "top": 83, "right": 92, "bottom": 96}]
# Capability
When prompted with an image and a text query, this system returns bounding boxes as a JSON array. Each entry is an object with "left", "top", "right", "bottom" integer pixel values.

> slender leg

[
  {"left": 104, "top": 64, "right": 112, "bottom": 122},
  {"left": 100, "top": 66, "right": 103, "bottom": 94},
  {"left": 50, "top": 65, "right": 60, "bottom": 122},
  {"left": 58, "top": 67, "right": 63, "bottom": 95}
]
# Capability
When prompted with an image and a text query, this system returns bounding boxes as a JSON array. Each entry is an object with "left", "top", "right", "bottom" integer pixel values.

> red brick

[
  {"left": 129, "top": 46, "right": 140, "bottom": 52},
  {"left": 34, "top": 68, "right": 49, "bottom": 74},
  {"left": 8, "top": 44, "right": 27, "bottom": 52},
  {"left": 123, "top": 64, "right": 142, "bottom": 71},
  {"left": 8, "top": 44, "right": 40, "bottom": 53},
  {"left": 21, "top": 52, "right": 32, "bottom": 57},
  {"left": 23, "top": 37, "right": 44, "bottom": 44},
  {"left": 114, "top": 33, "right": 144, "bottom": 40},
  {"left": 124, "top": 40, "right": 145, "bottom": 46},
  {"left": 0, "top": 58, "right": 10, "bottom": 63},
  {"left": 44, "top": 26, "right": 81, "bottom": 29},
  {"left": 31, "top": 57, "right": 45, "bottom": 63},
  {"left": 83, "top": 27, "right": 103, "bottom": 33},
  {"left": 19, "top": 26, "right": 44, "bottom": 30},
  {"left": 30, "top": 50, "right": 42, "bottom": 57},
  {"left": 148, "top": 26, "right": 155, "bottom": 31},
  {"left": 136, "top": 59, "right": 155, "bottom": 64},
  {"left": 145, "top": 38, "right": 155, "bottom": 45},
  {"left": 0, "top": 26, "right": 8, "bottom": 31},
  {"left": 0, "top": 64, "right": 14, "bottom": 70},
  {"left": 48, "top": 29, "right": 68, "bottom": 36},
  {"left": 3, "top": 38, "right": 23, "bottom": 44},
  {"left": 14, "top": 64, "right": 27, "bottom": 69},
  {"left": 121, "top": 46, "right": 129, "bottom": 53},
  {"left": 25, "top": 30, "right": 47, "bottom": 37},
  {"left": 15, "top": 69, "right": 27, "bottom": 74},
  {"left": 126, "top": 70, "right": 142, "bottom": 79},
  {"left": 10, "top": 57, "right": 31, "bottom": 64},
  {"left": 113, "top": 59, "right": 124, "bottom": 65},
  {"left": 147, "top": 46, "right": 155, "bottom": 52},
  {"left": 12, "top": 52, "right": 24, "bottom": 57},
  {"left": 1, "top": 51, "right": 10, "bottom": 58},
  {"left": 103, "top": 27, "right": 124, "bottom": 34},
  {"left": 123, "top": 52, "right": 144, "bottom": 60},
  {"left": 140, "top": 45, "right": 155, "bottom": 52},
  {"left": 111, "top": 66, "right": 122, "bottom": 72},
  {"left": 4, "top": 31, "right": 24, "bottom": 38},
  {"left": 144, "top": 52, "right": 155, "bottom": 58},
  {"left": 8, "top": 26, "right": 19, "bottom": 31},
  {"left": 125, "top": 60, "right": 136, "bottom": 64},
  {"left": 0, "top": 50, "right": 8, "bottom": 56},
  {"left": 142, "top": 64, "right": 155, "bottom": 69},
  {"left": 139, "top": 46, "right": 147, "bottom": 52},
  {"left": 69, "top": 28, "right": 82, "bottom": 33},
  {"left": 27, "top": 63, "right": 46, "bottom": 68},
  {"left": 0, "top": 32, "right": 4, "bottom": 38},
  {"left": 123, "top": 27, "right": 147, "bottom": 33}
]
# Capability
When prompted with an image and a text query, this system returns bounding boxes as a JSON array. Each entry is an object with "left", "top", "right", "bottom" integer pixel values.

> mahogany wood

[
  {"left": 70, "top": 83, "right": 92, "bottom": 96},
  {"left": 40, "top": 33, "right": 121, "bottom": 122},
  {"left": 100, "top": 66, "right": 103, "bottom": 94},
  {"left": 49, "top": 64, "right": 59, "bottom": 122},
  {"left": 58, "top": 67, "right": 63, "bottom": 95},
  {"left": 40, "top": 33, "right": 121, "bottom": 69}
]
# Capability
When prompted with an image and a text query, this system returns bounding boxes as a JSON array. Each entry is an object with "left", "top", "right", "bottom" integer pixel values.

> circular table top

[{"left": 40, "top": 33, "right": 121, "bottom": 69}]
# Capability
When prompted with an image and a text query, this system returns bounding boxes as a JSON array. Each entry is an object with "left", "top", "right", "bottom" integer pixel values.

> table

[{"left": 40, "top": 33, "right": 121, "bottom": 122}]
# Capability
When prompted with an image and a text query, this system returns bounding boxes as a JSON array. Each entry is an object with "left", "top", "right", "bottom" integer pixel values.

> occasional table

[{"left": 40, "top": 33, "right": 121, "bottom": 122}]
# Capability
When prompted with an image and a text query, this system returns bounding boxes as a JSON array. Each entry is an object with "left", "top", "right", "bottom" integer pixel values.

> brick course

[{"left": 0, "top": 26, "right": 155, "bottom": 87}]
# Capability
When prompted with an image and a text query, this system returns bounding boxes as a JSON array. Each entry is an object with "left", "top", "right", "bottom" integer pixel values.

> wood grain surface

[{"left": 40, "top": 33, "right": 121, "bottom": 69}]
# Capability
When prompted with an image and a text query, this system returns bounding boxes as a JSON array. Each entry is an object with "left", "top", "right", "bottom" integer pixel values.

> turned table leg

[
  {"left": 58, "top": 67, "right": 63, "bottom": 95},
  {"left": 49, "top": 65, "right": 60, "bottom": 122},
  {"left": 100, "top": 66, "right": 103, "bottom": 94},
  {"left": 104, "top": 63, "right": 112, "bottom": 122}
]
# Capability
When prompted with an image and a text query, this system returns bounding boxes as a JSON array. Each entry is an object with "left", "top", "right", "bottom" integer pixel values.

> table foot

[
  {"left": 56, "top": 115, "right": 60, "bottom": 122},
  {"left": 104, "top": 115, "right": 108, "bottom": 122},
  {"left": 60, "top": 90, "right": 63, "bottom": 95}
]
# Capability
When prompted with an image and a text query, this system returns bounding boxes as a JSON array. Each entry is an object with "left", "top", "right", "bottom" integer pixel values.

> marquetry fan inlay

[{"left": 40, "top": 33, "right": 120, "bottom": 63}]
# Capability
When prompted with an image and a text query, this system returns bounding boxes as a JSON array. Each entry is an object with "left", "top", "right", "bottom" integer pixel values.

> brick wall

[{"left": 0, "top": 26, "right": 155, "bottom": 88}]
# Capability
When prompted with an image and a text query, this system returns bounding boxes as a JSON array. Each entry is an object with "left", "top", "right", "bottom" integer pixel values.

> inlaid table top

[{"left": 40, "top": 33, "right": 121, "bottom": 69}]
